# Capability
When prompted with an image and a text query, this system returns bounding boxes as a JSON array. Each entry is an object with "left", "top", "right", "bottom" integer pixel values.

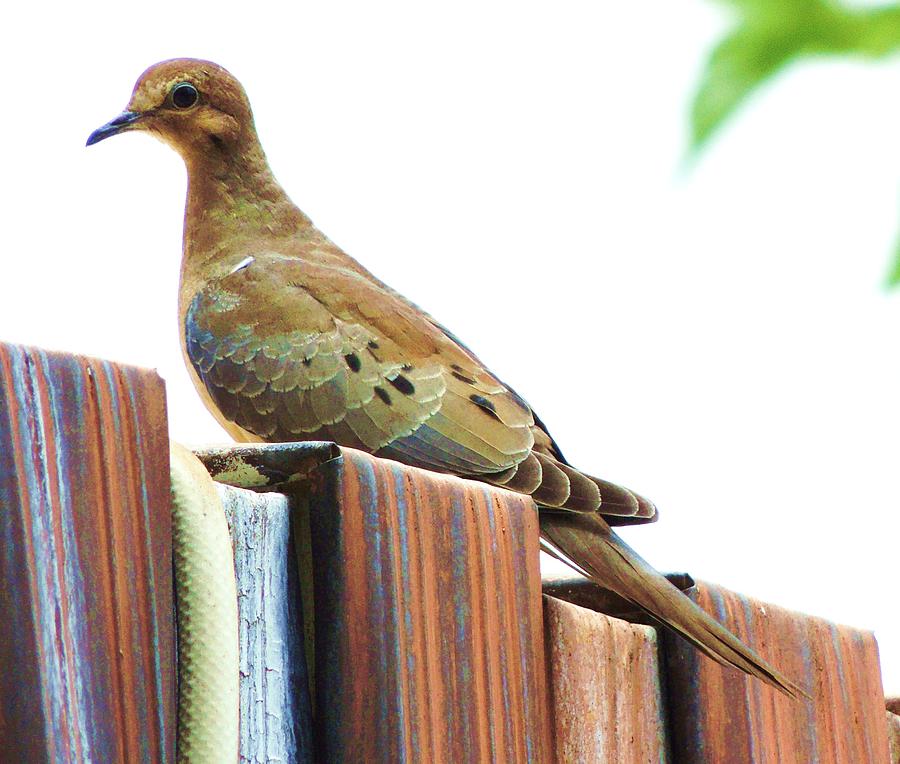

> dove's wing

[{"left": 185, "top": 252, "right": 653, "bottom": 520}]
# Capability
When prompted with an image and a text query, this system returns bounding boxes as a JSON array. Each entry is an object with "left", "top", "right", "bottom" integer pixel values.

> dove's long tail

[{"left": 539, "top": 511, "right": 807, "bottom": 698}]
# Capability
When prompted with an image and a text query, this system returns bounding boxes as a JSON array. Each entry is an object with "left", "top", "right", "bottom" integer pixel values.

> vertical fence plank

[
  {"left": 307, "top": 448, "right": 551, "bottom": 763},
  {"left": 197, "top": 442, "right": 893, "bottom": 763},
  {"left": 0, "top": 343, "right": 174, "bottom": 763},
  {"left": 545, "top": 575, "right": 893, "bottom": 764},
  {"left": 662, "top": 580, "right": 891, "bottom": 764},
  {"left": 543, "top": 595, "right": 669, "bottom": 763},
  {"left": 218, "top": 483, "right": 313, "bottom": 763}
]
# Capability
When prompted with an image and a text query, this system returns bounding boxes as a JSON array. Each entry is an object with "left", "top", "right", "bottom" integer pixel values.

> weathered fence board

[
  {"left": 200, "top": 442, "right": 895, "bottom": 763},
  {"left": 306, "top": 448, "right": 551, "bottom": 763},
  {"left": 543, "top": 595, "right": 668, "bottom": 763},
  {"left": 663, "top": 580, "right": 890, "bottom": 764},
  {"left": 219, "top": 483, "right": 314, "bottom": 764},
  {"left": 0, "top": 343, "right": 174, "bottom": 763},
  {"left": 3, "top": 340, "right": 892, "bottom": 764},
  {"left": 546, "top": 574, "right": 892, "bottom": 763}
]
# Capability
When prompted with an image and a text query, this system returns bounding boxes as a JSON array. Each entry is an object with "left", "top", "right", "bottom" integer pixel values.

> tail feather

[
  {"left": 484, "top": 450, "right": 658, "bottom": 523},
  {"left": 539, "top": 511, "right": 808, "bottom": 699}
]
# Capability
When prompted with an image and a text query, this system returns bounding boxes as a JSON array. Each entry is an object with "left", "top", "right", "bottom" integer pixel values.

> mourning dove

[{"left": 88, "top": 58, "right": 803, "bottom": 697}]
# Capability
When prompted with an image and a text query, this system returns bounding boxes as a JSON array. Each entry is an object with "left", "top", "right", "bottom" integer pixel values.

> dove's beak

[{"left": 86, "top": 111, "right": 143, "bottom": 146}]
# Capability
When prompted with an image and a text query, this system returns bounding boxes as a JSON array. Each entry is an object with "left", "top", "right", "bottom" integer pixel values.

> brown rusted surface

[
  {"left": 0, "top": 343, "right": 174, "bottom": 763},
  {"left": 543, "top": 595, "right": 668, "bottom": 763},
  {"left": 889, "top": 697, "right": 900, "bottom": 715},
  {"left": 887, "top": 711, "right": 900, "bottom": 764},
  {"left": 306, "top": 447, "right": 550, "bottom": 763},
  {"left": 663, "top": 580, "right": 890, "bottom": 764}
]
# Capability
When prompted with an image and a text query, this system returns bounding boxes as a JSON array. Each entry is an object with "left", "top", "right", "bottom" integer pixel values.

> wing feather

[{"left": 185, "top": 252, "right": 653, "bottom": 522}]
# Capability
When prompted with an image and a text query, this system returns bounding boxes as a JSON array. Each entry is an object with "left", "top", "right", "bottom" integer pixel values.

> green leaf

[
  {"left": 691, "top": 0, "right": 900, "bottom": 155},
  {"left": 690, "top": 27, "right": 796, "bottom": 154},
  {"left": 885, "top": 229, "right": 900, "bottom": 288}
]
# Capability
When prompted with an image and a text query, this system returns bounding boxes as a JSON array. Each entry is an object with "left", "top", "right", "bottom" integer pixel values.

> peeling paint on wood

[
  {"left": 307, "top": 447, "right": 551, "bottom": 763},
  {"left": 219, "top": 483, "right": 313, "bottom": 764},
  {"left": 543, "top": 595, "right": 668, "bottom": 763},
  {"left": 0, "top": 343, "right": 174, "bottom": 763}
]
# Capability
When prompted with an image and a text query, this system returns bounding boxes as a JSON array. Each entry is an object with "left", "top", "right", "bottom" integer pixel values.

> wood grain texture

[
  {"left": 543, "top": 595, "right": 668, "bottom": 763},
  {"left": 663, "top": 580, "right": 891, "bottom": 764},
  {"left": 306, "top": 447, "right": 551, "bottom": 763},
  {"left": 0, "top": 342, "right": 173, "bottom": 763},
  {"left": 219, "top": 483, "right": 313, "bottom": 764}
]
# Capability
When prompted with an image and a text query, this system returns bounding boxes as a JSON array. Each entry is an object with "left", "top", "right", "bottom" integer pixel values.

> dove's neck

[
  {"left": 178, "top": 138, "right": 314, "bottom": 327},
  {"left": 179, "top": 141, "right": 313, "bottom": 298},
  {"left": 184, "top": 144, "right": 311, "bottom": 251}
]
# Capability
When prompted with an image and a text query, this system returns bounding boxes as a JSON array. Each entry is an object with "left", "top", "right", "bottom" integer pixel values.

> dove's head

[{"left": 87, "top": 59, "right": 257, "bottom": 158}]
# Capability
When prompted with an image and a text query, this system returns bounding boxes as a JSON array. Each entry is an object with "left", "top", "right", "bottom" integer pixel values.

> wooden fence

[{"left": 0, "top": 343, "right": 895, "bottom": 763}]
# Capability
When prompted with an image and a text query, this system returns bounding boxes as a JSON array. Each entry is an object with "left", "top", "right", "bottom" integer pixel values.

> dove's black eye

[{"left": 171, "top": 82, "right": 199, "bottom": 110}]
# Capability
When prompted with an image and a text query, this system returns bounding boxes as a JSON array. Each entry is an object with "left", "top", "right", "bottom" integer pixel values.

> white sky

[{"left": 3, "top": 2, "right": 899, "bottom": 694}]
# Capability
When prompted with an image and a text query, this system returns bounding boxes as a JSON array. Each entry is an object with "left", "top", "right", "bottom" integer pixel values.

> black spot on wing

[
  {"left": 374, "top": 386, "right": 392, "bottom": 406},
  {"left": 344, "top": 353, "right": 362, "bottom": 372},
  {"left": 452, "top": 370, "right": 476, "bottom": 385},
  {"left": 389, "top": 375, "right": 415, "bottom": 395},
  {"left": 432, "top": 316, "right": 567, "bottom": 461},
  {"left": 469, "top": 394, "right": 501, "bottom": 421}
]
